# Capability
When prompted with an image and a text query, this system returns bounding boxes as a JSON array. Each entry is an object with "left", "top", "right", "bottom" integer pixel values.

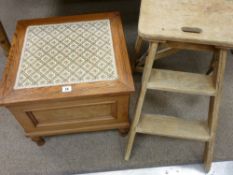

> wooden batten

[{"left": 164, "top": 41, "right": 216, "bottom": 52}]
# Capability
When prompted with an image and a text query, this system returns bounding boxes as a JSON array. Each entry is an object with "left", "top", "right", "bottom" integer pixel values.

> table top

[
  {"left": 0, "top": 12, "right": 134, "bottom": 105},
  {"left": 139, "top": 0, "right": 233, "bottom": 48}
]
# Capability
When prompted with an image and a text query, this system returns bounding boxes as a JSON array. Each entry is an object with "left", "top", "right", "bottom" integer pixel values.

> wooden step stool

[
  {"left": 125, "top": 0, "right": 233, "bottom": 172},
  {"left": 0, "top": 21, "right": 10, "bottom": 57},
  {"left": 0, "top": 12, "right": 134, "bottom": 145}
]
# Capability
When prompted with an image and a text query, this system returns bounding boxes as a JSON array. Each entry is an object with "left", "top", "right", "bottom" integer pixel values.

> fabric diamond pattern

[{"left": 14, "top": 19, "right": 118, "bottom": 89}]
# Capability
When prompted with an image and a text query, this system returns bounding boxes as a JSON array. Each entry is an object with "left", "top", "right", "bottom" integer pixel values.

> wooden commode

[
  {"left": 125, "top": 0, "right": 233, "bottom": 172},
  {"left": 0, "top": 12, "right": 134, "bottom": 145}
]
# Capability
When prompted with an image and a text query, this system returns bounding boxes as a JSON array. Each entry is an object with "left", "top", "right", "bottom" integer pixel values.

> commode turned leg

[{"left": 31, "top": 136, "right": 45, "bottom": 146}]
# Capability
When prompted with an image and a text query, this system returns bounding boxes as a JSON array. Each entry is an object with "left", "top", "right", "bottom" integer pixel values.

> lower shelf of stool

[
  {"left": 147, "top": 69, "right": 216, "bottom": 96},
  {"left": 136, "top": 114, "right": 210, "bottom": 141}
]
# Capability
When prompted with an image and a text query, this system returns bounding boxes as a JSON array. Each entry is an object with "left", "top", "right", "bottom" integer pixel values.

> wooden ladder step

[
  {"left": 147, "top": 69, "right": 216, "bottom": 96},
  {"left": 136, "top": 114, "right": 210, "bottom": 141}
]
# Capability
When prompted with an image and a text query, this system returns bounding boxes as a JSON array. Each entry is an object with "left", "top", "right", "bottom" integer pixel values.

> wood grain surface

[
  {"left": 139, "top": 0, "right": 233, "bottom": 48},
  {"left": 0, "top": 12, "right": 134, "bottom": 105}
]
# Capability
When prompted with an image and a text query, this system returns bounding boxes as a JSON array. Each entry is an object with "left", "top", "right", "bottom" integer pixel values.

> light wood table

[
  {"left": 125, "top": 0, "right": 233, "bottom": 172},
  {"left": 0, "top": 12, "right": 134, "bottom": 145}
]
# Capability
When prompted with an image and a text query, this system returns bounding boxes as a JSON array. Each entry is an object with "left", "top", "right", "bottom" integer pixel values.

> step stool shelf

[
  {"left": 147, "top": 69, "right": 216, "bottom": 96},
  {"left": 136, "top": 114, "right": 210, "bottom": 141}
]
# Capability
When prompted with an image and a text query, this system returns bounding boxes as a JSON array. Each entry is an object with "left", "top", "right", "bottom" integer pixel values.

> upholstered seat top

[
  {"left": 139, "top": 0, "right": 233, "bottom": 48},
  {"left": 15, "top": 19, "right": 118, "bottom": 89}
]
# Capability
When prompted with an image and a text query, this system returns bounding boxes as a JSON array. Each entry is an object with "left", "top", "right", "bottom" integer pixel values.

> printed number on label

[{"left": 62, "top": 86, "right": 72, "bottom": 93}]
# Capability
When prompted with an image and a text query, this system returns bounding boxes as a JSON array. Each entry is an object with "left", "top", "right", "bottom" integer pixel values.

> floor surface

[{"left": 79, "top": 161, "right": 233, "bottom": 175}]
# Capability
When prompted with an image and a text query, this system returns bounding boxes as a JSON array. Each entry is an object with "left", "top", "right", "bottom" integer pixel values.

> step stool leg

[
  {"left": 206, "top": 51, "right": 218, "bottom": 75},
  {"left": 0, "top": 21, "right": 11, "bottom": 57},
  {"left": 135, "top": 35, "right": 143, "bottom": 59},
  {"left": 134, "top": 35, "right": 144, "bottom": 72},
  {"left": 125, "top": 42, "right": 159, "bottom": 160},
  {"left": 204, "top": 97, "right": 217, "bottom": 172},
  {"left": 204, "top": 49, "right": 227, "bottom": 172}
]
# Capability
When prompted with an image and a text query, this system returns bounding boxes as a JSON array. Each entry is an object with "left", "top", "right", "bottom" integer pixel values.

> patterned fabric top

[{"left": 14, "top": 19, "right": 118, "bottom": 89}]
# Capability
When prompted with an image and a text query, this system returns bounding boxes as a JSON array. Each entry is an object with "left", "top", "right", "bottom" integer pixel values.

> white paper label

[{"left": 62, "top": 86, "right": 72, "bottom": 93}]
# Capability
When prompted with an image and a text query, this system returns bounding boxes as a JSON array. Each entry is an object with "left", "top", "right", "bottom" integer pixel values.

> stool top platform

[
  {"left": 139, "top": 0, "right": 233, "bottom": 48},
  {"left": 0, "top": 12, "right": 134, "bottom": 105}
]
